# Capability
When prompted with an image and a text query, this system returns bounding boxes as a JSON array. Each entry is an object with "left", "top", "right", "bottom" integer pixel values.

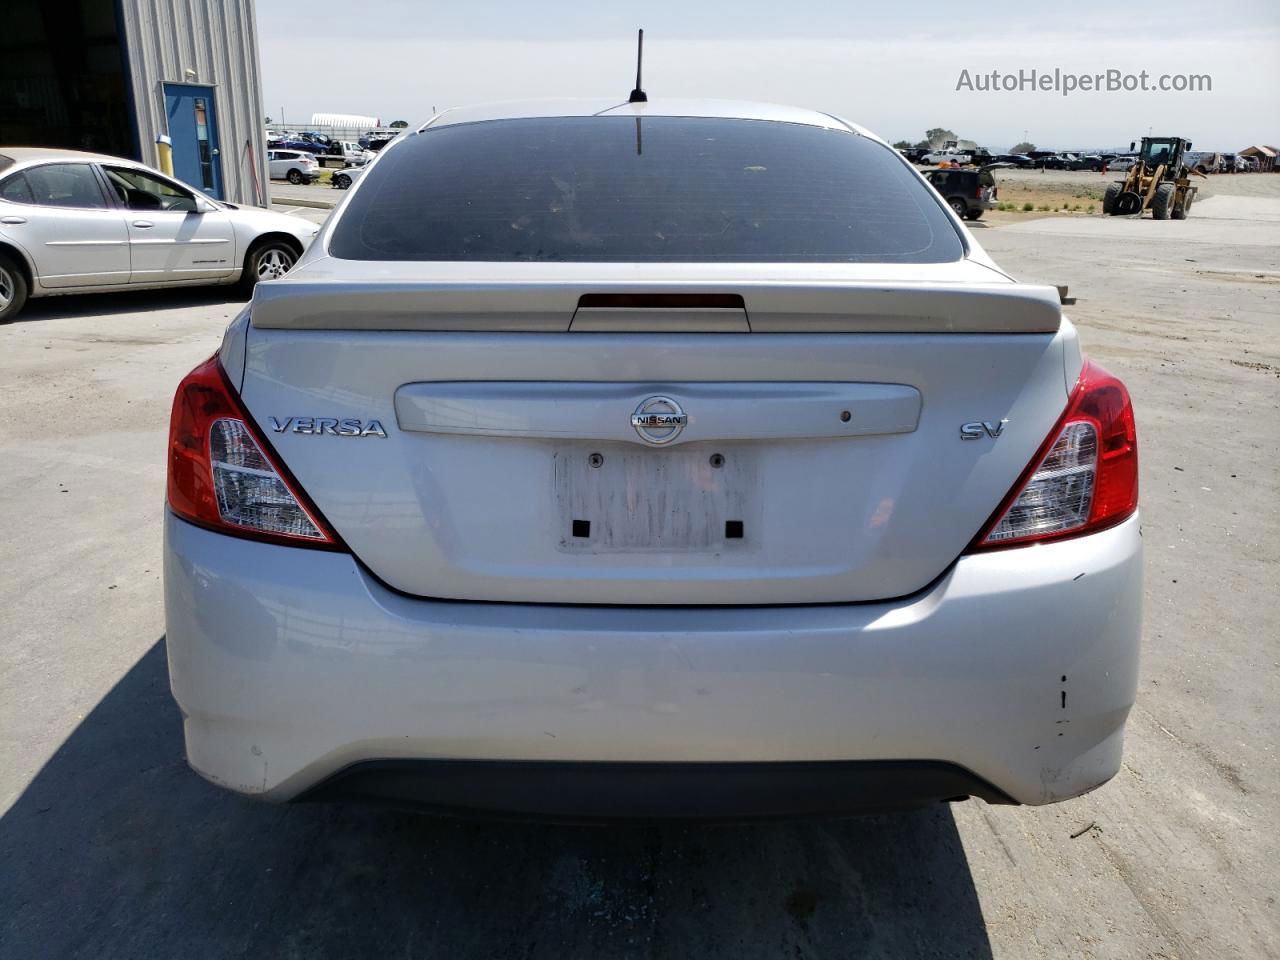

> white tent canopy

[{"left": 309, "top": 113, "right": 381, "bottom": 129}]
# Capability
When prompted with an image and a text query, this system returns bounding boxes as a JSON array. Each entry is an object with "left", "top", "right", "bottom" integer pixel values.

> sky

[{"left": 257, "top": 0, "right": 1280, "bottom": 151}]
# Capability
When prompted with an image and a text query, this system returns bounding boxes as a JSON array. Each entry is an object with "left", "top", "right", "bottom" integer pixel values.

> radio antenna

[{"left": 628, "top": 29, "right": 648, "bottom": 103}]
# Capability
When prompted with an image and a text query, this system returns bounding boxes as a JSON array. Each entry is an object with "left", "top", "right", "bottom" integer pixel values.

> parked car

[
  {"left": 268, "top": 149, "right": 321, "bottom": 184},
  {"left": 922, "top": 147, "right": 973, "bottom": 165},
  {"left": 994, "top": 154, "right": 1034, "bottom": 168},
  {"left": 0, "top": 148, "right": 317, "bottom": 322},
  {"left": 330, "top": 165, "right": 366, "bottom": 189},
  {"left": 163, "top": 99, "right": 1141, "bottom": 820},
  {"left": 1107, "top": 156, "right": 1138, "bottom": 171},
  {"left": 923, "top": 167, "right": 998, "bottom": 219},
  {"left": 1036, "top": 154, "right": 1073, "bottom": 170},
  {"left": 268, "top": 138, "right": 327, "bottom": 155},
  {"left": 327, "top": 141, "right": 371, "bottom": 166}
]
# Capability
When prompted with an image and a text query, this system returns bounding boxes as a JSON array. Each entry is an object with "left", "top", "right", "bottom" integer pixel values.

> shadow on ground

[
  {"left": 12, "top": 286, "right": 245, "bottom": 323},
  {"left": 0, "top": 640, "right": 993, "bottom": 959}
]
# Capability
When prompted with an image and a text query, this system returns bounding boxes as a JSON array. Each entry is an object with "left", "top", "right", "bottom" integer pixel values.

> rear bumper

[{"left": 164, "top": 511, "right": 1142, "bottom": 812}]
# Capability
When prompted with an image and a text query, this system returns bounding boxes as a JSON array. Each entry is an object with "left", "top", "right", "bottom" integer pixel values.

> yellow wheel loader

[{"left": 1103, "top": 137, "right": 1204, "bottom": 220}]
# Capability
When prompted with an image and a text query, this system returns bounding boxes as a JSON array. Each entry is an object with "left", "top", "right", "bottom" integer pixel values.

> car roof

[
  {"left": 0, "top": 146, "right": 146, "bottom": 169},
  {"left": 421, "top": 98, "right": 878, "bottom": 139}
]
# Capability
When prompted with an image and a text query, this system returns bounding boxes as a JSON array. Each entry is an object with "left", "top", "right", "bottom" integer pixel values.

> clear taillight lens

[
  {"left": 168, "top": 356, "right": 341, "bottom": 549},
  {"left": 209, "top": 419, "right": 325, "bottom": 540},
  {"left": 984, "top": 421, "right": 1097, "bottom": 542},
  {"left": 971, "top": 358, "right": 1137, "bottom": 550}
]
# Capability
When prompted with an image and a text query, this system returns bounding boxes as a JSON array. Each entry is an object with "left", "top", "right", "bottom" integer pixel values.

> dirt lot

[
  {"left": 0, "top": 183, "right": 1277, "bottom": 959},
  {"left": 977, "top": 168, "right": 1280, "bottom": 222}
]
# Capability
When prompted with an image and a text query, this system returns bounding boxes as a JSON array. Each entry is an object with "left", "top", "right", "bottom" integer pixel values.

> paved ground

[
  {"left": 270, "top": 201, "right": 333, "bottom": 222},
  {"left": 988, "top": 194, "right": 1280, "bottom": 243},
  {"left": 1, "top": 188, "right": 1277, "bottom": 959},
  {"left": 270, "top": 181, "right": 339, "bottom": 212}
]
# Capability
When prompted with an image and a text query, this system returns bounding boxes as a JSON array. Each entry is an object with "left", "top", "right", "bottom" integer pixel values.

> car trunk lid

[{"left": 236, "top": 264, "right": 1071, "bottom": 604}]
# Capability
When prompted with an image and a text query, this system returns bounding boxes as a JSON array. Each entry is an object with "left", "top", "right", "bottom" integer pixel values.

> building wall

[{"left": 118, "top": 0, "right": 268, "bottom": 206}]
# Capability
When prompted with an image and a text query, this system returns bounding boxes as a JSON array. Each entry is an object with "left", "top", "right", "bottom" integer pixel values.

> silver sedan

[
  {"left": 163, "top": 98, "right": 1143, "bottom": 818},
  {"left": 0, "top": 147, "right": 319, "bottom": 322}
]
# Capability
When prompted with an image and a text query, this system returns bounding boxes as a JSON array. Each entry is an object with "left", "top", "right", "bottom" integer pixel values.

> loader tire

[
  {"left": 1103, "top": 182, "right": 1122, "bottom": 215},
  {"left": 1152, "top": 183, "right": 1175, "bottom": 220},
  {"left": 1172, "top": 190, "right": 1192, "bottom": 220}
]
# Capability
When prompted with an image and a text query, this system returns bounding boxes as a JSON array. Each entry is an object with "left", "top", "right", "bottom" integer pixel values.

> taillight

[
  {"left": 167, "top": 355, "right": 343, "bottom": 549},
  {"left": 970, "top": 358, "right": 1137, "bottom": 550}
]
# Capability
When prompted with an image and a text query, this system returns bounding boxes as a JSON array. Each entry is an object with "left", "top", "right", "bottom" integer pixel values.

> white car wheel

[
  {"left": 0, "top": 255, "right": 30, "bottom": 323},
  {"left": 256, "top": 247, "right": 295, "bottom": 281},
  {"left": 240, "top": 241, "right": 298, "bottom": 296}
]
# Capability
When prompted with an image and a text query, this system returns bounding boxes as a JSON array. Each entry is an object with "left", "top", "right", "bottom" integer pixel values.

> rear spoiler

[{"left": 250, "top": 280, "right": 1063, "bottom": 334}]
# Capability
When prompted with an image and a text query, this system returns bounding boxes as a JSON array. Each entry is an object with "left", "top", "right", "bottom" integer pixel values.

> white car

[
  {"left": 329, "top": 165, "right": 366, "bottom": 190},
  {"left": 331, "top": 141, "right": 371, "bottom": 166},
  {"left": 0, "top": 148, "right": 319, "bottom": 322},
  {"left": 1108, "top": 156, "right": 1138, "bottom": 171},
  {"left": 163, "top": 100, "right": 1142, "bottom": 819},
  {"left": 267, "top": 149, "right": 321, "bottom": 184},
  {"left": 922, "top": 149, "right": 973, "bottom": 165}
]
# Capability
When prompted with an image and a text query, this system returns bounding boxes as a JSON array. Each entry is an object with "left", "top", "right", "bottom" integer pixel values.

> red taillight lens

[
  {"left": 970, "top": 358, "right": 1138, "bottom": 550},
  {"left": 167, "top": 355, "right": 343, "bottom": 549}
]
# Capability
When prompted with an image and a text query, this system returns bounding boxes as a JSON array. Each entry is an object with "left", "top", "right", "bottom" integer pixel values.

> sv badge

[{"left": 960, "top": 419, "right": 1008, "bottom": 440}]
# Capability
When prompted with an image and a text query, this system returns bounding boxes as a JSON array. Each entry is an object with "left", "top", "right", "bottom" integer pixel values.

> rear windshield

[{"left": 329, "top": 116, "right": 963, "bottom": 263}]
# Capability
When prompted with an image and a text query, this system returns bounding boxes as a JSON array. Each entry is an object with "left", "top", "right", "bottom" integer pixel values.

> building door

[{"left": 163, "top": 83, "right": 224, "bottom": 199}]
